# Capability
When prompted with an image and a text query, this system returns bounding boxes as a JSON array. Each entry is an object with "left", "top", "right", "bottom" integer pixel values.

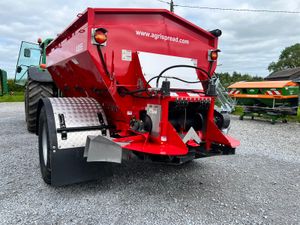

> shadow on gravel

[{"left": 49, "top": 159, "right": 215, "bottom": 199}]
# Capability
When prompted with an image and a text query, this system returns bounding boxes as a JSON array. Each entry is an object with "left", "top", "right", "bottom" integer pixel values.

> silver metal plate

[
  {"left": 49, "top": 98, "right": 109, "bottom": 150},
  {"left": 146, "top": 104, "right": 161, "bottom": 137},
  {"left": 84, "top": 135, "right": 122, "bottom": 163}
]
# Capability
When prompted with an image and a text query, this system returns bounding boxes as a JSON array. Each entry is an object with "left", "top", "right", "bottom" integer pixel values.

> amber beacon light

[
  {"left": 208, "top": 49, "right": 220, "bottom": 61},
  {"left": 92, "top": 28, "right": 108, "bottom": 45}
]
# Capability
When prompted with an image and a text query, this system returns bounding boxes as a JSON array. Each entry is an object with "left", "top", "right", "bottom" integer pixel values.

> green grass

[
  {"left": 286, "top": 115, "right": 300, "bottom": 123},
  {"left": 231, "top": 106, "right": 243, "bottom": 116},
  {"left": 0, "top": 92, "right": 24, "bottom": 102},
  {"left": 294, "top": 106, "right": 300, "bottom": 123}
]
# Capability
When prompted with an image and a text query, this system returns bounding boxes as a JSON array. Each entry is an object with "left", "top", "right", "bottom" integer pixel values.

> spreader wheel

[
  {"left": 25, "top": 77, "right": 53, "bottom": 132},
  {"left": 38, "top": 107, "right": 52, "bottom": 184}
]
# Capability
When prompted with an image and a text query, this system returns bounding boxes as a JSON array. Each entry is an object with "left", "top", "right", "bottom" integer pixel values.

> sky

[{"left": 1, "top": 0, "right": 300, "bottom": 78}]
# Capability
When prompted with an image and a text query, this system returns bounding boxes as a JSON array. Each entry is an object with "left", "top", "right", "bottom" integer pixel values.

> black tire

[
  {"left": 38, "top": 107, "right": 52, "bottom": 184},
  {"left": 25, "top": 78, "right": 53, "bottom": 132},
  {"left": 214, "top": 111, "right": 230, "bottom": 130}
]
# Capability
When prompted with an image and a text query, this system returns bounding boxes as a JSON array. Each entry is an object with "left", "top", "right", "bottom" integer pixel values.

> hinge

[{"left": 58, "top": 114, "right": 67, "bottom": 140}]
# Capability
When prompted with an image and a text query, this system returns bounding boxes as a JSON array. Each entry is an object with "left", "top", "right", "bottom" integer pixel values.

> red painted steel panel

[{"left": 45, "top": 8, "right": 239, "bottom": 156}]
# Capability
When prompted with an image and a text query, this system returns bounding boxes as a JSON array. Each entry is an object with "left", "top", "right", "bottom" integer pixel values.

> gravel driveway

[{"left": 0, "top": 102, "right": 299, "bottom": 225}]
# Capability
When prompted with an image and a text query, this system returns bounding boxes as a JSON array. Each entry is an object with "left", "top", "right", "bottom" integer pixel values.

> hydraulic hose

[
  {"left": 96, "top": 45, "right": 112, "bottom": 80},
  {"left": 155, "top": 64, "right": 211, "bottom": 88}
]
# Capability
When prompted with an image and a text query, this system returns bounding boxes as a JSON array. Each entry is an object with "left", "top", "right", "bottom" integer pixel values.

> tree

[
  {"left": 217, "top": 72, "right": 263, "bottom": 88},
  {"left": 268, "top": 43, "right": 300, "bottom": 73},
  {"left": 7, "top": 79, "right": 25, "bottom": 92}
]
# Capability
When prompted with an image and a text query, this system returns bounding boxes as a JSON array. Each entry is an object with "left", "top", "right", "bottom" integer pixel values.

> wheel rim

[{"left": 42, "top": 123, "right": 48, "bottom": 166}]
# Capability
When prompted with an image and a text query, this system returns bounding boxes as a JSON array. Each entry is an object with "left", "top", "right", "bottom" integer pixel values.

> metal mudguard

[
  {"left": 39, "top": 97, "right": 119, "bottom": 186},
  {"left": 49, "top": 97, "right": 109, "bottom": 150}
]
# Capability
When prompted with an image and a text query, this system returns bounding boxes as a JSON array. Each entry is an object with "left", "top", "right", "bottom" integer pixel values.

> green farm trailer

[{"left": 228, "top": 80, "right": 299, "bottom": 124}]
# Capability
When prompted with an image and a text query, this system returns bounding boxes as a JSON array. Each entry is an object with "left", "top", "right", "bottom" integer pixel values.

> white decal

[
  {"left": 135, "top": 30, "right": 190, "bottom": 45},
  {"left": 76, "top": 43, "right": 84, "bottom": 53},
  {"left": 148, "top": 107, "right": 158, "bottom": 115},
  {"left": 187, "top": 93, "right": 200, "bottom": 97},
  {"left": 71, "top": 58, "right": 79, "bottom": 64},
  {"left": 122, "top": 49, "right": 132, "bottom": 61}
]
